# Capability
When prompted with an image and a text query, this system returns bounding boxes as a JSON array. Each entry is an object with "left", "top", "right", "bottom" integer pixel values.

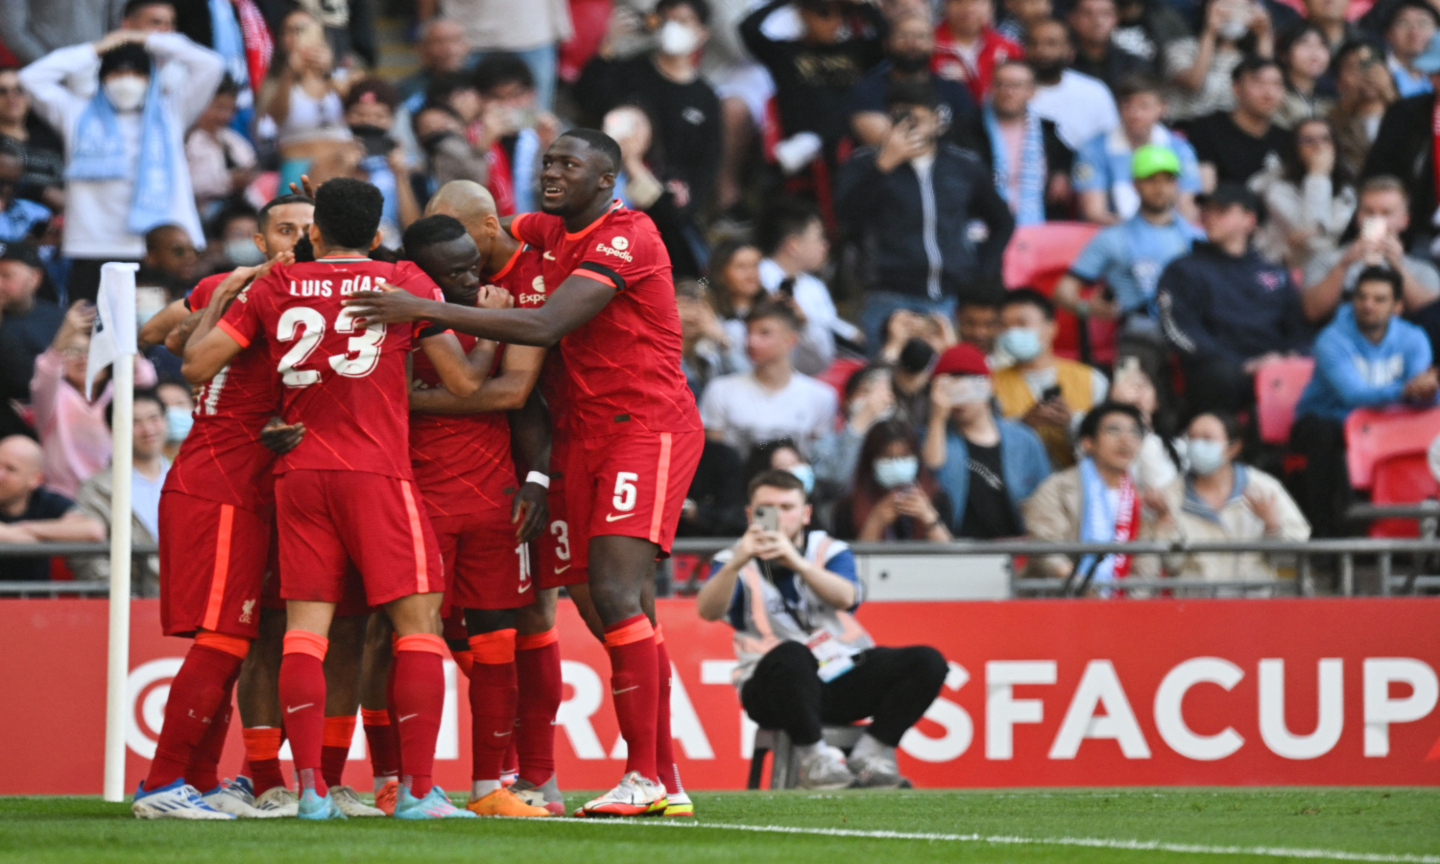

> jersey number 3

[{"left": 276, "top": 306, "right": 386, "bottom": 387}]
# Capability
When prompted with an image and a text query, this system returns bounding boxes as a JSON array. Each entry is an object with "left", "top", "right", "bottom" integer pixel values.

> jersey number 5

[{"left": 276, "top": 306, "right": 386, "bottom": 387}]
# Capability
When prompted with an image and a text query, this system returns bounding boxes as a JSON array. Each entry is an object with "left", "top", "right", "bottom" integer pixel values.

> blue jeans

[
  {"left": 468, "top": 43, "right": 558, "bottom": 112},
  {"left": 859, "top": 291, "right": 958, "bottom": 357}
]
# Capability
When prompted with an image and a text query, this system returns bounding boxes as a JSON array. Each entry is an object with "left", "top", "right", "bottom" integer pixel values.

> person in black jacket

[
  {"left": 740, "top": 0, "right": 887, "bottom": 173},
  {"left": 836, "top": 79, "right": 1016, "bottom": 350},
  {"left": 1360, "top": 34, "right": 1440, "bottom": 254},
  {"left": 1157, "top": 183, "right": 1312, "bottom": 415}
]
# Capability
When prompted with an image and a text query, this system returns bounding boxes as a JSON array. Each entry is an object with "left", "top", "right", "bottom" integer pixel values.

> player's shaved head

[
  {"left": 425, "top": 181, "right": 497, "bottom": 224},
  {"left": 0, "top": 434, "right": 43, "bottom": 510}
]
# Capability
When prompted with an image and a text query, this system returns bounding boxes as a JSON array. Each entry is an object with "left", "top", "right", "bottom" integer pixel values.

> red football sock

[
  {"left": 604, "top": 615, "right": 659, "bottom": 782},
  {"left": 185, "top": 683, "right": 237, "bottom": 793},
  {"left": 515, "top": 628, "right": 562, "bottom": 786},
  {"left": 242, "top": 727, "right": 287, "bottom": 795},
  {"left": 503, "top": 738, "right": 519, "bottom": 778},
  {"left": 321, "top": 715, "right": 356, "bottom": 790},
  {"left": 655, "top": 627, "right": 681, "bottom": 795},
  {"left": 467, "top": 629, "right": 517, "bottom": 782},
  {"left": 385, "top": 650, "right": 403, "bottom": 780},
  {"left": 279, "top": 631, "right": 329, "bottom": 795},
  {"left": 451, "top": 646, "right": 474, "bottom": 680},
  {"left": 144, "top": 636, "right": 248, "bottom": 791},
  {"left": 392, "top": 633, "right": 447, "bottom": 798},
  {"left": 361, "top": 708, "right": 398, "bottom": 780}
]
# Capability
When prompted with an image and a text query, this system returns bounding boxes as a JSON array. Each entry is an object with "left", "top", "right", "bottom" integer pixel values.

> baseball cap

[
  {"left": 1415, "top": 32, "right": 1440, "bottom": 75},
  {"left": 1131, "top": 144, "right": 1181, "bottom": 180},
  {"left": 0, "top": 241, "right": 43, "bottom": 271},
  {"left": 933, "top": 343, "right": 991, "bottom": 378},
  {"left": 1196, "top": 182, "right": 1261, "bottom": 214}
]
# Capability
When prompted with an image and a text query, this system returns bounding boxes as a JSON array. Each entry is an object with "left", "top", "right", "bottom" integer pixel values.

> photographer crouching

[{"left": 696, "top": 470, "right": 948, "bottom": 789}]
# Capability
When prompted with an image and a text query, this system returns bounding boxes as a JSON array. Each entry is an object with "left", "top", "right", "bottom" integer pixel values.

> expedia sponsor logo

[{"left": 596, "top": 238, "right": 633, "bottom": 262}]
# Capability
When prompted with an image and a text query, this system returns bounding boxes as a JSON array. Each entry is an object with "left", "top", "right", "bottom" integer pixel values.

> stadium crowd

[{"left": 1, "top": 0, "right": 1439, "bottom": 598}]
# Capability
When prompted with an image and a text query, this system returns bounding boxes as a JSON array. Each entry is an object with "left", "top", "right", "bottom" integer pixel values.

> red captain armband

[{"left": 572, "top": 261, "right": 626, "bottom": 292}]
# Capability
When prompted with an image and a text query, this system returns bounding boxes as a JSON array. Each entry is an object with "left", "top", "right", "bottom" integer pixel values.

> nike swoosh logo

[
  {"left": 612, "top": 685, "right": 639, "bottom": 696},
  {"left": 605, "top": 512, "right": 635, "bottom": 522},
  {"left": 493, "top": 731, "right": 512, "bottom": 737},
  {"left": 285, "top": 703, "right": 313, "bottom": 714},
  {"left": 553, "top": 564, "right": 571, "bottom": 574},
  {"left": 398, "top": 713, "right": 419, "bottom": 723},
  {"left": 543, "top": 251, "right": 556, "bottom": 261},
  {"left": 518, "top": 581, "right": 532, "bottom": 593}
]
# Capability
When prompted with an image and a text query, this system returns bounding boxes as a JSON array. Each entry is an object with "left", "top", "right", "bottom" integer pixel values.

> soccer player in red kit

[
  {"left": 183, "top": 178, "right": 485, "bottom": 820},
  {"left": 401, "top": 214, "right": 552, "bottom": 817},
  {"left": 345, "top": 130, "right": 704, "bottom": 817},
  {"left": 131, "top": 195, "right": 314, "bottom": 821}
]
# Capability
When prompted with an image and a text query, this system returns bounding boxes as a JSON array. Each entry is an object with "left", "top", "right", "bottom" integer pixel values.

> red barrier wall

[{"left": 1, "top": 598, "right": 1437, "bottom": 793}]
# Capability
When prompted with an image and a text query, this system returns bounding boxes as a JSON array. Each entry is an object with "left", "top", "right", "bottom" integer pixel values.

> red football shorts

[
  {"left": 275, "top": 469, "right": 443, "bottom": 607},
  {"left": 536, "top": 435, "right": 586, "bottom": 590},
  {"left": 261, "top": 533, "right": 370, "bottom": 616},
  {"left": 563, "top": 429, "right": 703, "bottom": 573},
  {"left": 430, "top": 508, "right": 532, "bottom": 610},
  {"left": 158, "top": 491, "right": 270, "bottom": 639}
]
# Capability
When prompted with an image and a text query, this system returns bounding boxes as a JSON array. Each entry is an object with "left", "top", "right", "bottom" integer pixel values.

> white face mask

[
  {"left": 657, "top": 20, "right": 701, "bottom": 56},
  {"left": 225, "top": 238, "right": 265, "bottom": 266},
  {"left": 104, "top": 75, "right": 148, "bottom": 112},
  {"left": 874, "top": 456, "right": 919, "bottom": 489},
  {"left": 1186, "top": 438, "right": 1228, "bottom": 476}
]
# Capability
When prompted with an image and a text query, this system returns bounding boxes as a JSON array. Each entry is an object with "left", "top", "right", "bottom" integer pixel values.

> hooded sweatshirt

[{"left": 1295, "top": 305, "right": 1434, "bottom": 423}]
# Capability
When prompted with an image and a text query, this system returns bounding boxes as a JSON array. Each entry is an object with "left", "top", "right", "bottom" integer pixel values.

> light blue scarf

[
  {"left": 66, "top": 71, "right": 176, "bottom": 236},
  {"left": 1077, "top": 457, "right": 1136, "bottom": 588},
  {"left": 983, "top": 105, "right": 1046, "bottom": 226}
]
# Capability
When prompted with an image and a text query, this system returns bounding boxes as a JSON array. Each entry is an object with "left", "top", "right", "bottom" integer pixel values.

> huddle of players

[{"left": 130, "top": 128, "right": 704, "bottom": 821}]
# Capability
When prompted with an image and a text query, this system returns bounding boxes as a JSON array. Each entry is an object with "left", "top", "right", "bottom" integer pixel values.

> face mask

[
  {"left": 225, "top": 238, "right": 265, "bottom": 266},
  {"left": 657, "top": 20, "right": 701, "bottom": 56},
  {"left": 787, "top": 463, "right": 815, "bottom": 495},
  {"left": 874, "top": 456, "right": 919, "bottom": 489},
  {"left": 890, "top": 51, "right": 931, "bottom": 74},
  {"left": 104, "top": 75, "right": 148, "bottom": 112},
  {"left": 898, "top": 337, "right": 936, "bottom": 374},
  {"left": 999, "top": 327, "right": 1042, "bottom": 362},
  {"left": 1186, "top": 438, "right": 1227, "bottom": 476},
  {"left": 166, "top": 406, "right": 194, "bottom": 442},
  {"left": 946, "top": 375, "right": 993, "bottom": 404}
]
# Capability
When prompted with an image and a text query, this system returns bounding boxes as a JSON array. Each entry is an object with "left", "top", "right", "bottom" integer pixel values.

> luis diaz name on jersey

[
  {"left": 287, "top": 275, "right": 387, "bottom": 297},
  {"left": 595, "top": 235, "right": 633, "bottom": 263}
]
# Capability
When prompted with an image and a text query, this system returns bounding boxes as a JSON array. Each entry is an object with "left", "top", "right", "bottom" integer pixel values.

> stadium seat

[
  {"left": 749, "top": 726, "right": 867, "bottom": 790},
  {"left": 1344, "top": 406, "right": 1440, "bottom": 489},
  {"left": 1001, "top": 223, "right": 1103, "bottom": 361},
  {"left": 817, "top": 357, "right": 866, "bottom": 397},
  {"left": 1369, "top": 452, "right": 1439, "bottom": 538},
  {"left": 1255, "top": 357, "right": 1315, "bottom": 445}
]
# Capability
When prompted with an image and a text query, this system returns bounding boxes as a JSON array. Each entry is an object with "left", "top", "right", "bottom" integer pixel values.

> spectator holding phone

[
  {"left": 923, "top": 344, "right": 1050, "bottom": 538},
  {"left": 832, "top": 419, "right": 952, "bottom": 541},
  {"left": 696, "top": 469, "right": 948, "bottom": 789}
]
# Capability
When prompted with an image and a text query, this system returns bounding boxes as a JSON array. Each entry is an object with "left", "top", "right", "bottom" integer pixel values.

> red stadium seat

[
  {"left": 1001, "top": 223, "right": 1103, "bottom": 362},
  {"left": 1343, "top": 406, "right": 1440, "bottom": 489},
  {"left": 1255, "top": 357, "right": 1315, "bottom": 445},
  {"left": 1369, "top": 453, "right": 1439, "bottom": 537},
  {"left": 817, "top": 357, "right": 866, "bottom": 397}
]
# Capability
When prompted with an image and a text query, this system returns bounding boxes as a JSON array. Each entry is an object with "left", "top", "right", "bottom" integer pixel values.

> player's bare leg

[
  {"left": 384, "top": 592, "right": 475, "bottom": 818},
  {"left": 359, "top": 613, "right": 399, "bottom": 813},
  {"left": 319, "top": 616, "right": 384, "bottom": 816},
  {"left": 280, "top": 600, "right": 344, "bottom": 818},
  {"left": 580, "top": 536, "right": 669, "bottom": 817}
]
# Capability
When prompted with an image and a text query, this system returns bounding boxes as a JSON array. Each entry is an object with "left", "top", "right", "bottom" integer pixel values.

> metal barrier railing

[{"left": 0, "top": 537, "right": 1436, "bottom": 597}]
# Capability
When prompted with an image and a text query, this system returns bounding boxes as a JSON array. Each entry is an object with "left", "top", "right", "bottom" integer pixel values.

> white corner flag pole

[{"left": 90, "top": 262, "right": 139, "bottom": 803}]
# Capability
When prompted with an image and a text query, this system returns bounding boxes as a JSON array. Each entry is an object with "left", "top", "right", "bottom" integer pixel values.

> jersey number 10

[{"left": 276, "top": 306, "right": 386, "bottom": 387}]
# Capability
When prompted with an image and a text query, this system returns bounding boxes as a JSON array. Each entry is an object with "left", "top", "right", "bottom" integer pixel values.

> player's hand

[
  {"left": 476, "top": 284, "right": 514, "bottom": 310},
  {"left": 512, "top": 481, "right": 549, "bottom": 543},
  {"left": 344, "top": 286, "right": 428, "bottom": 325},
  {"left": 259, "top": 417, "right": 305, "bottom": 455},
  {"left": 287, "top": 173, "right": 317, "bottom": 199}
]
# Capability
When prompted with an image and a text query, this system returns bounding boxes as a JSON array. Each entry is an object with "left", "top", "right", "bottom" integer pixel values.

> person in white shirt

[
  {"left": 757, "top": 199, "right": 862, "bottom": 375},
  {"left": 1024, "top": 18, "right": 1120, "bottom": 149},
  {"left": 699, "top": 301, "right": 839, "bottom": 459},
  {"left": 20, "top": 28, "right": 223, "bottom": 304}
]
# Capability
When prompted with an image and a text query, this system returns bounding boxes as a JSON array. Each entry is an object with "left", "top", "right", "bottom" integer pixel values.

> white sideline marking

[{"left": 520, "top": 817, "right": 1440, "bottom": 863}]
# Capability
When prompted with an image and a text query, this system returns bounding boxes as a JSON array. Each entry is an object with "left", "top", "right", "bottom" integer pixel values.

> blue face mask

[
  {"left": 1186, "top": 438, "right": 1227, "bottom": 476},
  {"left": 787, "top": 464, "right": 815, "bottom": 495},
  {"left": 999, "top": 327, "right": 1043, "bottom": 362},
  {"left": 874, "top": 456, "right": 919, "bottom": 489},
  {"left": 166, "top": 406, "right": 194, "bottom": 442}
]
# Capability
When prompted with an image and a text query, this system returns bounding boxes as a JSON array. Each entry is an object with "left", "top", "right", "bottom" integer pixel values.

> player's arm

[
  {"left": 181, "top": 259, "right": 285, "bottom": 383},
  {"left": 344, "top": 272, "right": 615, "bottom": 347},
  {"left": 164, "top": 309, "right": 205, "bottom": 356},
  {"left": 137, "top": 298, "right": 189, "bottom": 351},
  {"left": 416, "top": 331, "right": 485, "bottom": 397},
  {"left": 410, "top": 343, "right": 546, "bottom": 414},
  {"left": 507, "top": 389, "right": 552, "bottom": 542}
]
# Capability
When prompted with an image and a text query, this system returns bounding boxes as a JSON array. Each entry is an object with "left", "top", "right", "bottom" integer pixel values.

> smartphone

[
  {"left": 1362, "top": 217, "right": 1386, "bottom": 242},
  {"left": 753, "top": 505, "right": 779, "bottom": 533},
  {"left": 1041, "top": 384, "right": 1063, "bottom": 402}
]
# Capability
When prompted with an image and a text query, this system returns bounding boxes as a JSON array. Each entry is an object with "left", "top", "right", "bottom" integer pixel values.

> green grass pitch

[{"left": 1, "top": 789, "right": 1437, "bottom": 863}]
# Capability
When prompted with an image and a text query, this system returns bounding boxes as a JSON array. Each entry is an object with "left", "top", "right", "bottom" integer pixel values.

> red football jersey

[
  {"left": 510, "top": 202, "right": 701, "bottom": 438},
  {"left": 162, "top": 271, "right": 282, "bottom": 512},
  {"left": 220, "top": 257, "right": 445, "bottom": 479},
  {"left": 408, "top": 244, "right": 547, "bottom": 516}
]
